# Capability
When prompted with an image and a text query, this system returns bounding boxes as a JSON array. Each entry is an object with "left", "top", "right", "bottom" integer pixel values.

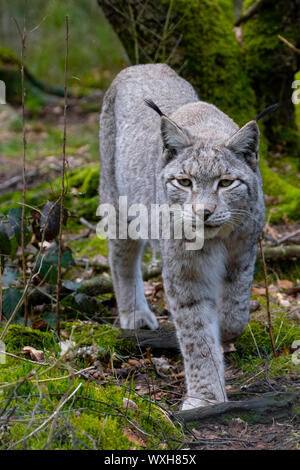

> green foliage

[
  {"left": 0, "top": 208, "right": 31, "bottom": 258},
  {"left": 2, "top": 288, "right": 22, "bottom": 320}
]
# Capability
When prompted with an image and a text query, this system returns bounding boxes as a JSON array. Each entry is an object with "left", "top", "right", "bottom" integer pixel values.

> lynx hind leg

[
  {"left": 108, "top": 238, "right": 158, "bottom": 330},
  {"left": 219, "top": 255, "right": 257, "bottom": 344}
]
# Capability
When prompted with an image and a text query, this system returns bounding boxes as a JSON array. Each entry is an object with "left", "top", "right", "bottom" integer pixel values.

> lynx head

[{"left": 145, "top": 99, "right": 262, "bottom": 240}]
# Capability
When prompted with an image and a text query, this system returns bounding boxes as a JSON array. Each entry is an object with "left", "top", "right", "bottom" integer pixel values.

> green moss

[
  {"left": 235, "top": 317, "right": 300, "bottom": 359},
  {"left": 0, "top": 355, "right": 181, "bottom": 449},
  {"left": 168, "top": 0, "right": 256, "bottom": 126},
  {"left": 260, "top": 158, "right": 300, "bottom": 222},
  {"left": 60, "top": 322, "right": 137, "bottom": 355},
  {"left": 70, "top": 236, "right": 108, "bottom": 258},
  {"left": 1, "top": 324, "right": 57, "bottom": 353}
]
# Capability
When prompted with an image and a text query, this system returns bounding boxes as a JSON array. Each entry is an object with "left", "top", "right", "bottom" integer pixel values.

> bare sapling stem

[
  {"left": 259, "top": 236, "right": 278, "bottom": 357},
  {"left": 20, "top": 10, "right": 29, "bottom": 326},
  {"left": 55, "top": 16, "right": 69, "bottom": 337}
]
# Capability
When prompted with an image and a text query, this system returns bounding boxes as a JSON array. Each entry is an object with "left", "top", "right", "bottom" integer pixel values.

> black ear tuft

[
  {"left": 255, "top": 103, "right": 280, "bottom": 122},
  {"left": 144, "top": 99, "right": 165, "bottom": 117}
]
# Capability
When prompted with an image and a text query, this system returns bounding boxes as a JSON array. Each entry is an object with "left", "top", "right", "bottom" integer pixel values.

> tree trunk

[
  {"left": 97, "top": 0, "right": 256, "bottom": 126},
  {"left": 242, "top": 0, "right": 300, "bottom": 152}
]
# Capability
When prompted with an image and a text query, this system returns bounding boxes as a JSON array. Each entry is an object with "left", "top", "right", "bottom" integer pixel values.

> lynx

[{"left": 99, "top": 64, "right": 265, "bottom": 410}]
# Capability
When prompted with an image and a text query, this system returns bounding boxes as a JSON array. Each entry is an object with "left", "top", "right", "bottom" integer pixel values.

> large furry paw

[
  {"left": 181, "top": 398, "right": 209, "bottom": 411},
  {"left": 120, "top": 310, "right": 159, "bottom": 330}
]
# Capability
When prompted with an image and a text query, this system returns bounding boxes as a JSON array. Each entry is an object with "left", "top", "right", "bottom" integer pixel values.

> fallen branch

[
  {"left": 121, "top": 323, "right": 179, "bottom": 351},
  {"left": 27, "top": 243, "right": 300, "bottom": 307},
  {"left": 262, "top": 245, "right": 300, "bottom": 261},
  {"left": 174, "top": 392, "right": 300, "bottom": 426}
]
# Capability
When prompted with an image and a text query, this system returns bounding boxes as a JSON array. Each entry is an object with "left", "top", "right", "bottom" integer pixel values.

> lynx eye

[
  {"left": 177, "top": 178, "right": 192, "bottom": 187},
  {"left": 219, "top": 179, "right": 233, "bottom": 188}
]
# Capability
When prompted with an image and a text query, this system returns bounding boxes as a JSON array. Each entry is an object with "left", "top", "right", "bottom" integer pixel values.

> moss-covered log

[
  {"left": 0, "top": 46, "right": 70, "bottom": 106},
  {"left": 174, "top": 392, "right": 300, "bottom": 426}
]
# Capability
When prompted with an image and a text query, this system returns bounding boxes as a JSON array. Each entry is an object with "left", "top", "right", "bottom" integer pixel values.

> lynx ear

[
  {"left": 161, "top": 116, "right": 193, "bottom": 154},
  {"left": 225, "top": 120, "right": 260, "bottom": 169}
]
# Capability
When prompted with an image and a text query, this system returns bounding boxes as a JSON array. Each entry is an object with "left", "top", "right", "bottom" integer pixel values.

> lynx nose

[
  {"left": 192, "top": 204, "right": 215, "bottom": 220},
  {"left": 204, "top": 209, "right": 212, "bottom": 221}
]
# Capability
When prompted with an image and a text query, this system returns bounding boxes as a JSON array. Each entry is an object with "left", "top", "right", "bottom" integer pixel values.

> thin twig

[
  {"left": 8, "top": 383, "right": 82, "bottom": 449},
  {"left": 258, "top": 237, "right": 277, "bottom": 357},
  {"left": 278, "top": 35, "right": 300, "bottom": 55},
  {"left": 56, "top": 16, "right": 69, "bottom": 337}
]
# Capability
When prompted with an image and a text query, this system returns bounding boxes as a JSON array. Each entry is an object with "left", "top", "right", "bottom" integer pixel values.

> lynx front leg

[
  {"left": 108, "top": 239, "right": 158, "bottom": 330},
  {"left": 163, "top": 271, "right": 227, "bottom": 410},
  {"left": 220, "top": 248, "right": 257, "bottom": 344}
]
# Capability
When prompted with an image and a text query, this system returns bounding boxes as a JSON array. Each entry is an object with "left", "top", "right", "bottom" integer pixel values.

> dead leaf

[
  {"left": 122, "top": 398, "right": 138, "bottom": 411},
  {"left": 127, "top": 358, "right": 141, "bottom": 367},
  {"left": 122, "top": 428, "right": 147, "bottom": 448},
  {"left": 252, "top": 287, "right": 266, "bottom": 295},
  {"left": 276, "top": 280, "right": 294, "bottom": 290},
  {"left": 21, "top": 346, "right": 45, "bottom": 362}
]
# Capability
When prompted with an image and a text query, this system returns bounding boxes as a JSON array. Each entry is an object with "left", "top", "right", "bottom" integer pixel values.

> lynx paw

[
  {"left": 120, "top": 310, "right": 159, "bottom": 330},
  {"left": 181, "top": 398, "right": 210, "bottom": 410}
]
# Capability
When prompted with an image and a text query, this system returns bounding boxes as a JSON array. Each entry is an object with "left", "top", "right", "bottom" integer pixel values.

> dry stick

[
  {"left": 56, "top": 16, "right": 69, "bottom": 337},
  {"left": 278, "top": 34, "right": 300, "bottom": 55},
  {"left": 258, "top": 237, "right": 277, "bottom": 358}
]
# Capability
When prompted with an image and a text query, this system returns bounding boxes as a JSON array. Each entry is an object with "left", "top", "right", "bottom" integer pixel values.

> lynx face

[{"left": 159, "top": 115, "right": 260, "bottom": 240}]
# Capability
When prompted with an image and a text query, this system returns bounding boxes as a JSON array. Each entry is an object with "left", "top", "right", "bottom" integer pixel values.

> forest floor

[{"left": 0, "top": 100, "right": 299, "bottom": 450}]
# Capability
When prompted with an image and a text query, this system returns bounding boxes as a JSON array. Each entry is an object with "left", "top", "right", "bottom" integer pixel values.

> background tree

[
  {"left": 241, "top": 0, "right": 300, "bottom": 152},
  {"left": 97, "top": 0, "right": 300, "bottom": 221}
]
